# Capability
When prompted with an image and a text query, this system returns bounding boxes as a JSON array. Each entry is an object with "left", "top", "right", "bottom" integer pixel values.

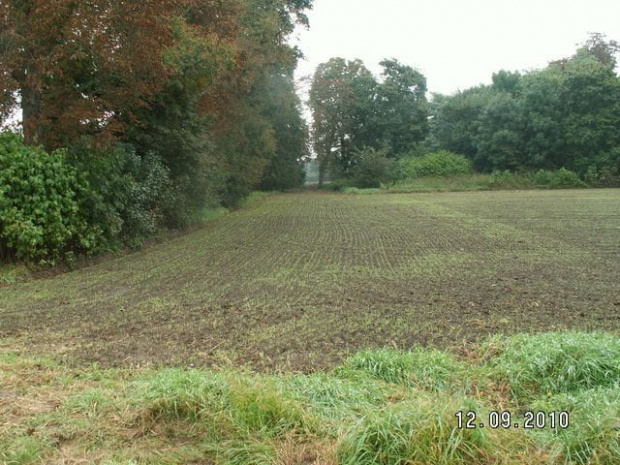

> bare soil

[{"left": 1, "top": 189, "right": 619, "bottom": 371}]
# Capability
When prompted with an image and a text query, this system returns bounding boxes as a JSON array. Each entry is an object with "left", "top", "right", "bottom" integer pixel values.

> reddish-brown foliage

[{"left": 1, "top": 0, "right": 189, "bottom": 148}]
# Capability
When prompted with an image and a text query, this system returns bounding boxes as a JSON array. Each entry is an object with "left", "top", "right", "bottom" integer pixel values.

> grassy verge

[{"left": 2, "top": 331, "right": 619, "bottom": 464}]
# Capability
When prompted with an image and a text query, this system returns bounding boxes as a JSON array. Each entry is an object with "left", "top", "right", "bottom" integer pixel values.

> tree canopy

[
  {"left": 428, "top": 34, "right": 620, "bottom": 178},
  {"left": 309, "top": 57, "right": 428, "bottom": 185},
  {"left": 0, "top": 0, "right": 312, "bottom": 261}
]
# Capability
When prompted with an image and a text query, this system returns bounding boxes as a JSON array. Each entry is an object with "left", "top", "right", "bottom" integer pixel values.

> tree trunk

[{"left": 21, "top": 81, "right": 43, "bottom": 147}]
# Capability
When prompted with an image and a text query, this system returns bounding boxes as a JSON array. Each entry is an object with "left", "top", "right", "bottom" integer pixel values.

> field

[
  {"left": 1, "top": 189, "right": 619, "bottom": 370},
  {"left": 2, "top": 188, "right": 620, "bottom": 464}
]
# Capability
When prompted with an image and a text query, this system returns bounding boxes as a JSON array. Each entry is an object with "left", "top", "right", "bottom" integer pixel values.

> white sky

[{"left": 292, "top": 0, "right": 620, "bottom": 97}]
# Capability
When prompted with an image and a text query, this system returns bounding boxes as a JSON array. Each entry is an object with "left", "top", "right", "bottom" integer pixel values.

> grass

[
  {"left": 192, "top": 206, "right": 230, "bottom": 224},
  {"left": 481, "top": 332, "right": 620, "bottom": 400},
  {"left": 2, "top": 188, "right": 619, "bottom": 462},
  {"left": 340, "top": 347, "right": 469, "bottom": 391},
  {"left": 2, "top": 331, "right": 619, "bottom": 464}
]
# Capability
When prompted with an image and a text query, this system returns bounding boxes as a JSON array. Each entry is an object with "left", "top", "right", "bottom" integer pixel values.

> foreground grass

[{"left": 2, "top": 331, "right": 619, "bottom": 464}]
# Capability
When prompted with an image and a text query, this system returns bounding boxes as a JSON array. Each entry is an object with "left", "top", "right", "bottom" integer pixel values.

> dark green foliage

[
  {"left": 557, "top": 51, "right": 620, "bottom": 174},
  {"left": 395, "top": 151, "right": 472, "bottom": 179},
  {"left": 0, "top": 133, "right": 93, "bottom": 262},
  {"left": 350, "top": 147, "right": 393, "bottom": 188},
  {"left": 583, "top": 148, "right": 620, "bottom": 186},
  {"left": 68, "top": 140, "right": 170, "bottom": 248},
  {"left": 258, "top": 71, "right": 308, "bottom": 191},
  {"left": 215, "top": 106, "right": 276, "bottom": 208},
  {"left": 533, "top": 168, "right": 588, "bottom": 189},
  {"left": 473, "top": 93, "right": 525, "bottom": 171},
  {"left": 428, "top": 34, "right": 620, "bottom": 179},
  {"left": 430, "top": 86, "right": 493, "bottom": 160}
]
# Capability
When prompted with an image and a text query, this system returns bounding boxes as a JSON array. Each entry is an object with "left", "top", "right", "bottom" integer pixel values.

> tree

[
  {"left": 582, "top": 32, "right": 619, "bottom": 68},
  {"left": 208, "top": 0, "right": 312, "bottom": 203},
  {"left": 492, "top": 70, "right": 521, "bottom": 96},
  {"left": 309, "top": 58, "right": 376, "bottom": 184},
  {"left": 428, "top": 33, "right": 620, "bottom": 177},
  {"left": 1, "top": 0, "right": 315, "bottom": 253},
  {"left": 375, "top": 59, "right": 428, "bottom": 156},
  {"left": 258, "top": 70, "right": 309, "bottom": 190},
  {"left": 309, "top": 57, "right": 429, "bottom": 184},
  {"left": 519, "top": 67, "right": 564, "bottom": 169},
  {"left": 430, "top": 86, "right": 493, "bottom": 160},
  {"left": 0, "top": 0, "right": 191, "bottom": 149},
  {"left": 557, "top": 49, "right": 620, "bottom": 174},
  {"left": 474, "top": 93, "right": 525, "bottom": 171}
]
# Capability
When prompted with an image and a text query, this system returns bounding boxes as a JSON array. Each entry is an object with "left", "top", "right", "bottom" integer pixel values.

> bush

[
  {"left": 68, "top": 140, "right": 170, "bottom": 248},
  {"left": 484, "top": 170, "right": 534, "bottom": 189},
  {"left": 583, "top": 149, "right": 620, "bottom": 187},
  {"left": 533, "top": 168, "right": 588, "bottom": 188},
  {"left": 395, "top": 151, "right": 472, "bottom": 179},
  {"left": 0, "top": 132, "right": 93, "bottom": 263},
  {"left": 350, "top": 147, "right": 394, "bottom": 188}
]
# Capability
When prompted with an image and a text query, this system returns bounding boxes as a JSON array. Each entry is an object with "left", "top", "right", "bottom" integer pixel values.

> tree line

[
  {"left": 0, "top": 0, "right": 311, "bottom": 262},
  {"left": 310, "top": 33, "right": 620, "bottom": 187}
]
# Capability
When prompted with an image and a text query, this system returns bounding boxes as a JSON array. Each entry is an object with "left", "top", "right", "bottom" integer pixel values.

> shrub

[
  {"left": 533, "top": 168, "right": 588, "bottom": 189},
  {"left": 0, "top": 132, "right": 93, "bottom": 262},
  {"left": 350, "top": 147, "right": 394, "bottom": 188},
  {"left": 583, "top": 150, "right": 620, "bottom": 187},
  {"left": 395, "top": 151, "right": 472, "bottom": 179},
  {"left": 68, "top": 140, "right": 170, "bottom": 248},
  {"left": 483, "top": 170, "right": 532, "bottom": 189}
]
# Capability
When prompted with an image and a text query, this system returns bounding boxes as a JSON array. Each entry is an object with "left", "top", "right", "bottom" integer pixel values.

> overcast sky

[{"left": 292, "top": 0, "right": 620, "bottom": 97}]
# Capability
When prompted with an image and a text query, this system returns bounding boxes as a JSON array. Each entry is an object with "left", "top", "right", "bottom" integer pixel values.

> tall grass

[
  {"left": 481, "top": 331, "right": 620, "bottom": 400},
  {"left": 340, "top": 347, "right": 469, "bottom": 391},
  {"left": 531, "top": 387, "right": 620, "bottom": 464},
  {"left": 2, "top": 331, "right": 620, "bottom": 464},
  {"left": 337, "top": 399, "right": 491, "bottom": 465}
]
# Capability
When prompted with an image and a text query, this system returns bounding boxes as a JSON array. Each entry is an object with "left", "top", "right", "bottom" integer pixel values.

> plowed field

[{"left": 1, "top": 189, "right": 619, "bottom": 370}]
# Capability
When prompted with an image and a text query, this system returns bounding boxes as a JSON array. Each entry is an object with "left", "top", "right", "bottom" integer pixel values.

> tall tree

[
  {"left": 430, "top": 85, "right": 493, "bottom": 160},
  {"left": 375, "top": 59, "right": 428, "bottom": 156},
  {"left": 258, "top": 70, "right": 309, "bottom": 190},
  {"left": 0, "top": 0, "right": 189, "bottom": 149},
  {"left": 309, "top": 58, "right": 375, "bottom": 184}
]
